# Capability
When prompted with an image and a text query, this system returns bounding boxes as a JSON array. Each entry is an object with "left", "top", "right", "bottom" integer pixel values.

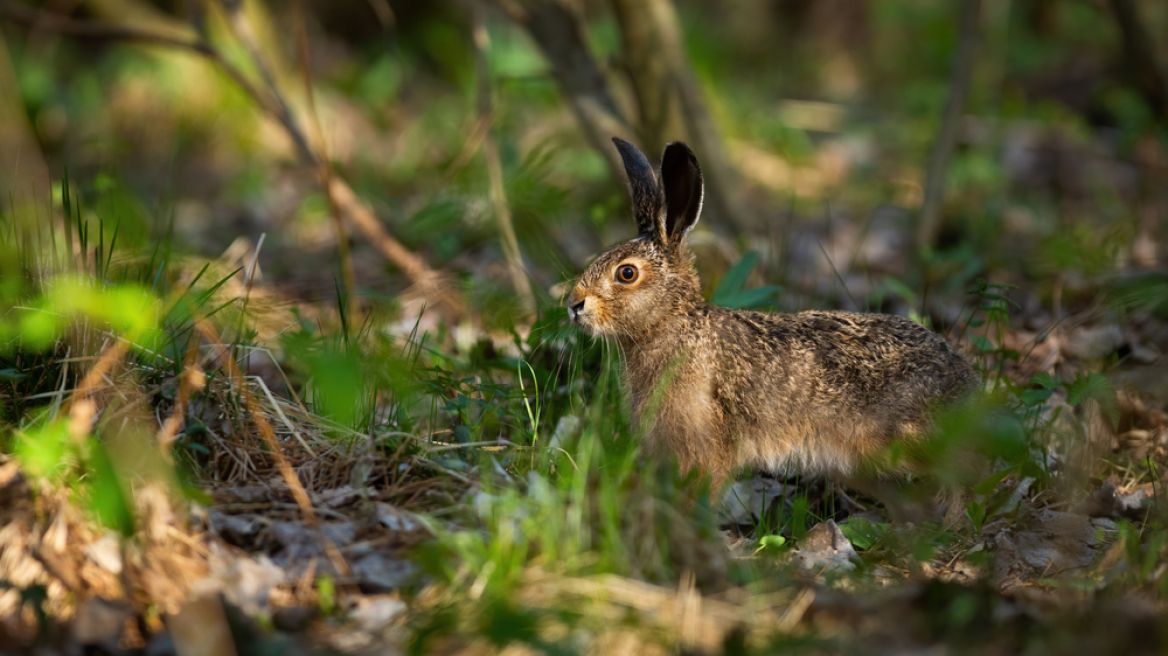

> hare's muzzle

[{"left": 567, "top": 291, "right": 586, "bottom": 324}]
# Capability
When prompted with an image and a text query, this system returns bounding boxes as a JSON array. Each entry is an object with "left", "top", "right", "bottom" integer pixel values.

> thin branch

[
  {"left": 916, "top": 0, "right": 982, "bottom": 253},
  {"left": 492, "top": 0, "right": 631, "bottom": 182},
  {"left": 213, "top": 0, "right": 316, "bottom": 164},
  {"left": 0, "top": 0, "right": 208, "bottom": 51},
  {"left": 473, "top": 3, "right": 534, "bottom": 315},
  {"left": 197, "top": 319, "right": 352, "bottom": 580},
  {"left": 0, "top": 0, "right": 465, "bottom": 321},
  {"left": 0, "top": 0, "right": 278, "bottom": 136},
  {"left": 292, "top": 0, "right": 356, "bottom": 317}
]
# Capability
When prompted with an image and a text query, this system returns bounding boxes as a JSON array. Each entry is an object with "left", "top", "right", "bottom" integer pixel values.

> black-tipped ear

[
  {"left": 659, "top": 142, "right": 703, "bottom": 244},
  {"left": 612, "top": 137, "right": 664, "bottom": 239}
]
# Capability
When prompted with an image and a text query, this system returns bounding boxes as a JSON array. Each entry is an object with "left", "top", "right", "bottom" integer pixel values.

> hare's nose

[{"left": 568, "top": 298, "right": 585, "bottom": 322}]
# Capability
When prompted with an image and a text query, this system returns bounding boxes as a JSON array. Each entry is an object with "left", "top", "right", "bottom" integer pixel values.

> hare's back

[{"left": 766, "top": 310, "right": 974, "bottom": 406}]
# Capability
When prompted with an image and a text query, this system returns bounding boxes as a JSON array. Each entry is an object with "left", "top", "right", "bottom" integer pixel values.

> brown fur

[{"left": 568, "top": 139, "right": 978, "bottom": 493}]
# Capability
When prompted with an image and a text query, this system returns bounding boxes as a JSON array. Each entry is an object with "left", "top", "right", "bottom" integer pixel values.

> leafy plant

[{"left": 712, "top": 251, "right": 782, "bottom": 309}]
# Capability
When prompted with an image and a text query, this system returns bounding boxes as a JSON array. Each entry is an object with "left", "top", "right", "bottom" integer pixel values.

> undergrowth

[{"left": 1, "top": 173, "right": 1166, "bottom": 655}]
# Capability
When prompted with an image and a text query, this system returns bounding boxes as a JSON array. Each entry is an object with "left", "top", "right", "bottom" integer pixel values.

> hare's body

[
  {"left": 622, "top": 303, "right": 975, "bottom": 489},
  {"left": 569, "top": 139, "right": 977, "bottom": 492}
]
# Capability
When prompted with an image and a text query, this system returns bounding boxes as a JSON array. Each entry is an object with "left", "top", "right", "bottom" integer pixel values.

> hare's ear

[
  {"left": 612, "top": 137, "right": 665, "bottom": 240},
  {"left": 659, "top": 142, "right": 703, "bottom": 246}
]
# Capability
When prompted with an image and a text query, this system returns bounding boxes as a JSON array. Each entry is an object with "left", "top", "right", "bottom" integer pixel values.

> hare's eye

[{"left": 615, "top": 264, "right": 639, "bottom": 284}]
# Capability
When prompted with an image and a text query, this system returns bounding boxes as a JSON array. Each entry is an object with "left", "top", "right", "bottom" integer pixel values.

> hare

[{"left": 567, "top": 138, "right": 978, "bottom": 497}]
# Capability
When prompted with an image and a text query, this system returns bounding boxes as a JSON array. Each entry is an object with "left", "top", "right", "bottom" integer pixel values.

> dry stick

[
  {"left": 196, "top": 319, "right": 352, "bottom": 579},
  {"left": 214, "top": 0, "right": 315, "bottom": 165},
  {"left": 292, "top": 1, "right": 356, "bottom": 317},
  {"left": 0, "top": 0, "right": 464, "bottom": 321},
  {"left": 156, "top": 337, "right": 204, "bottom": 456},
  {"left": 67, "top": 338, "right": 129, "bottom": 412},
  {"left": 364, "top": 0, "right": 395, "bottom": 28},
  {"left": 324, "top": 178, "right": 462, "bottom": 315},
  {"left": 472, "top": 4, "right": 534, "bottom": 316},
  {"left": 916, "top": 0, "right": 982, "bottom": 253},
  {"left": 213, "top": 0, "right": 462, "bottom": 320}
]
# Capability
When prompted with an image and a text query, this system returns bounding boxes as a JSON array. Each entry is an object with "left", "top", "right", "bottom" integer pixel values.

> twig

[
  {"left": 250, "top": 374, "right": 316, "bottom": 457},
  {"left": 916, "top": 0, "right": 982, "bottom": 253},
  {"left": 491, "top": 0, "right": 631, "bottom": 182},
  {"left": 196, "top": 319, "right": 352, "bottom": 579},
  {"left": 0, "top": 1, "right": 208, "bottom": 52},
  {"left": 215, "top": 1, "right": 440, "bottom": 318},
  {"left": 67, "top": 339, "right": 128, "bottom": 411},
  {"left": 156, "top": 337, "right": 203, "bottom": 454},
  {"left": 472, "top": 3, "right": 534, "bottom": 315},
  {"left": 0, "top": 0, "right": 465, "bottom": 321},
  {"left": 213, "top": 0, "right": 315, "bottom": 164},
  {"left": 292, "top": 0, "right": 356, "bottom": 318},
  {"left": 491, "top": 0, "right": 528, "bottom": 23}
]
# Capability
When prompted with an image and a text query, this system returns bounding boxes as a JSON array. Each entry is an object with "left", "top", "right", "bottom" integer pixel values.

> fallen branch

[{"left": 291, "top": 1, "right": 355, "bottom": 318}]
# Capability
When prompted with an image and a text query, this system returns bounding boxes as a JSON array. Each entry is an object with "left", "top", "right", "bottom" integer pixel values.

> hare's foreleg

[{"left": 662, "top": 416, "right": 736, "bottom": 496}]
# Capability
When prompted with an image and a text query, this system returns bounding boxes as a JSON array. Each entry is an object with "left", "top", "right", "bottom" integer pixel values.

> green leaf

[
  {"left": 883, "top": 277, "right": 918, "bottom": 306},
  {"left": 1032, "top": 372, "right": 1059, "bottom": 389},
  {"left": 480, "top": 597, "right": 540, "bottom": 647},
  {"left": 717, "top": 285, "right": 781, "bottom": 309},
  {"left": 308, "top": 350, "right": 366, "bottom": 428},
  {"left": 1019, "top": 388, "right": 1052, "bottom": 407},
  {"left": 973, "top": 465, "right": 1019, "bottom": 496},
  {"left": 318, "top": 575, "right": 336, "bottom": 615},
  {"left": 790, "top": 496, "right": 809, "bottom": 541},
  {"left": 712, "top": 252, "right": 781, "bottom": 308},
  {"left": 971, "top": 335, "right": 993, "bottom": 353},
  {"left": 15, "top": 420, "right": 71, "bottom": 480},
  {"left": 754, "top": 534, "right": 788, "bottom": 554},
  {"left": 839, "top": 518, "right": 885, "bottom": 550},
  {"left": 712, "top": 252, "right": 758, "bottom": 305},
  {"left": 86, "top": 442, "right": 135, "bottom": 537},
  {"left": 1065, "top": 372, "right": 1119, "bottom": 428}
]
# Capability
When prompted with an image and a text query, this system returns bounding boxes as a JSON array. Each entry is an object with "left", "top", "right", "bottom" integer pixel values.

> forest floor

[{"left": 1, "top": 216, "right": 1166, "bottom": 656}]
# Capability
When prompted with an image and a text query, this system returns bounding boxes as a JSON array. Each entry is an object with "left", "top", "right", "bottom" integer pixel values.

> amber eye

[{"left": 615, "top": 264, "right": 639, "bottom": 284}]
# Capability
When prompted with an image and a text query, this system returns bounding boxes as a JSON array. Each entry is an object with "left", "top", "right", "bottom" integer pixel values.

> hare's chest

[{"left": 625, "top": 349, "right": 719, "bottom": 442}]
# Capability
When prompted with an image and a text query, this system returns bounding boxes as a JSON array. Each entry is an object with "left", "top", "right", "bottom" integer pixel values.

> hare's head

[{"left": 567, "top": 138, "right": 705, "bottom": 339}]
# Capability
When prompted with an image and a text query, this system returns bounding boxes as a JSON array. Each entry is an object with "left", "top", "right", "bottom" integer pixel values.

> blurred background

[{"left": 1, "top": 0, "right": 1163, "bottom": 334}]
